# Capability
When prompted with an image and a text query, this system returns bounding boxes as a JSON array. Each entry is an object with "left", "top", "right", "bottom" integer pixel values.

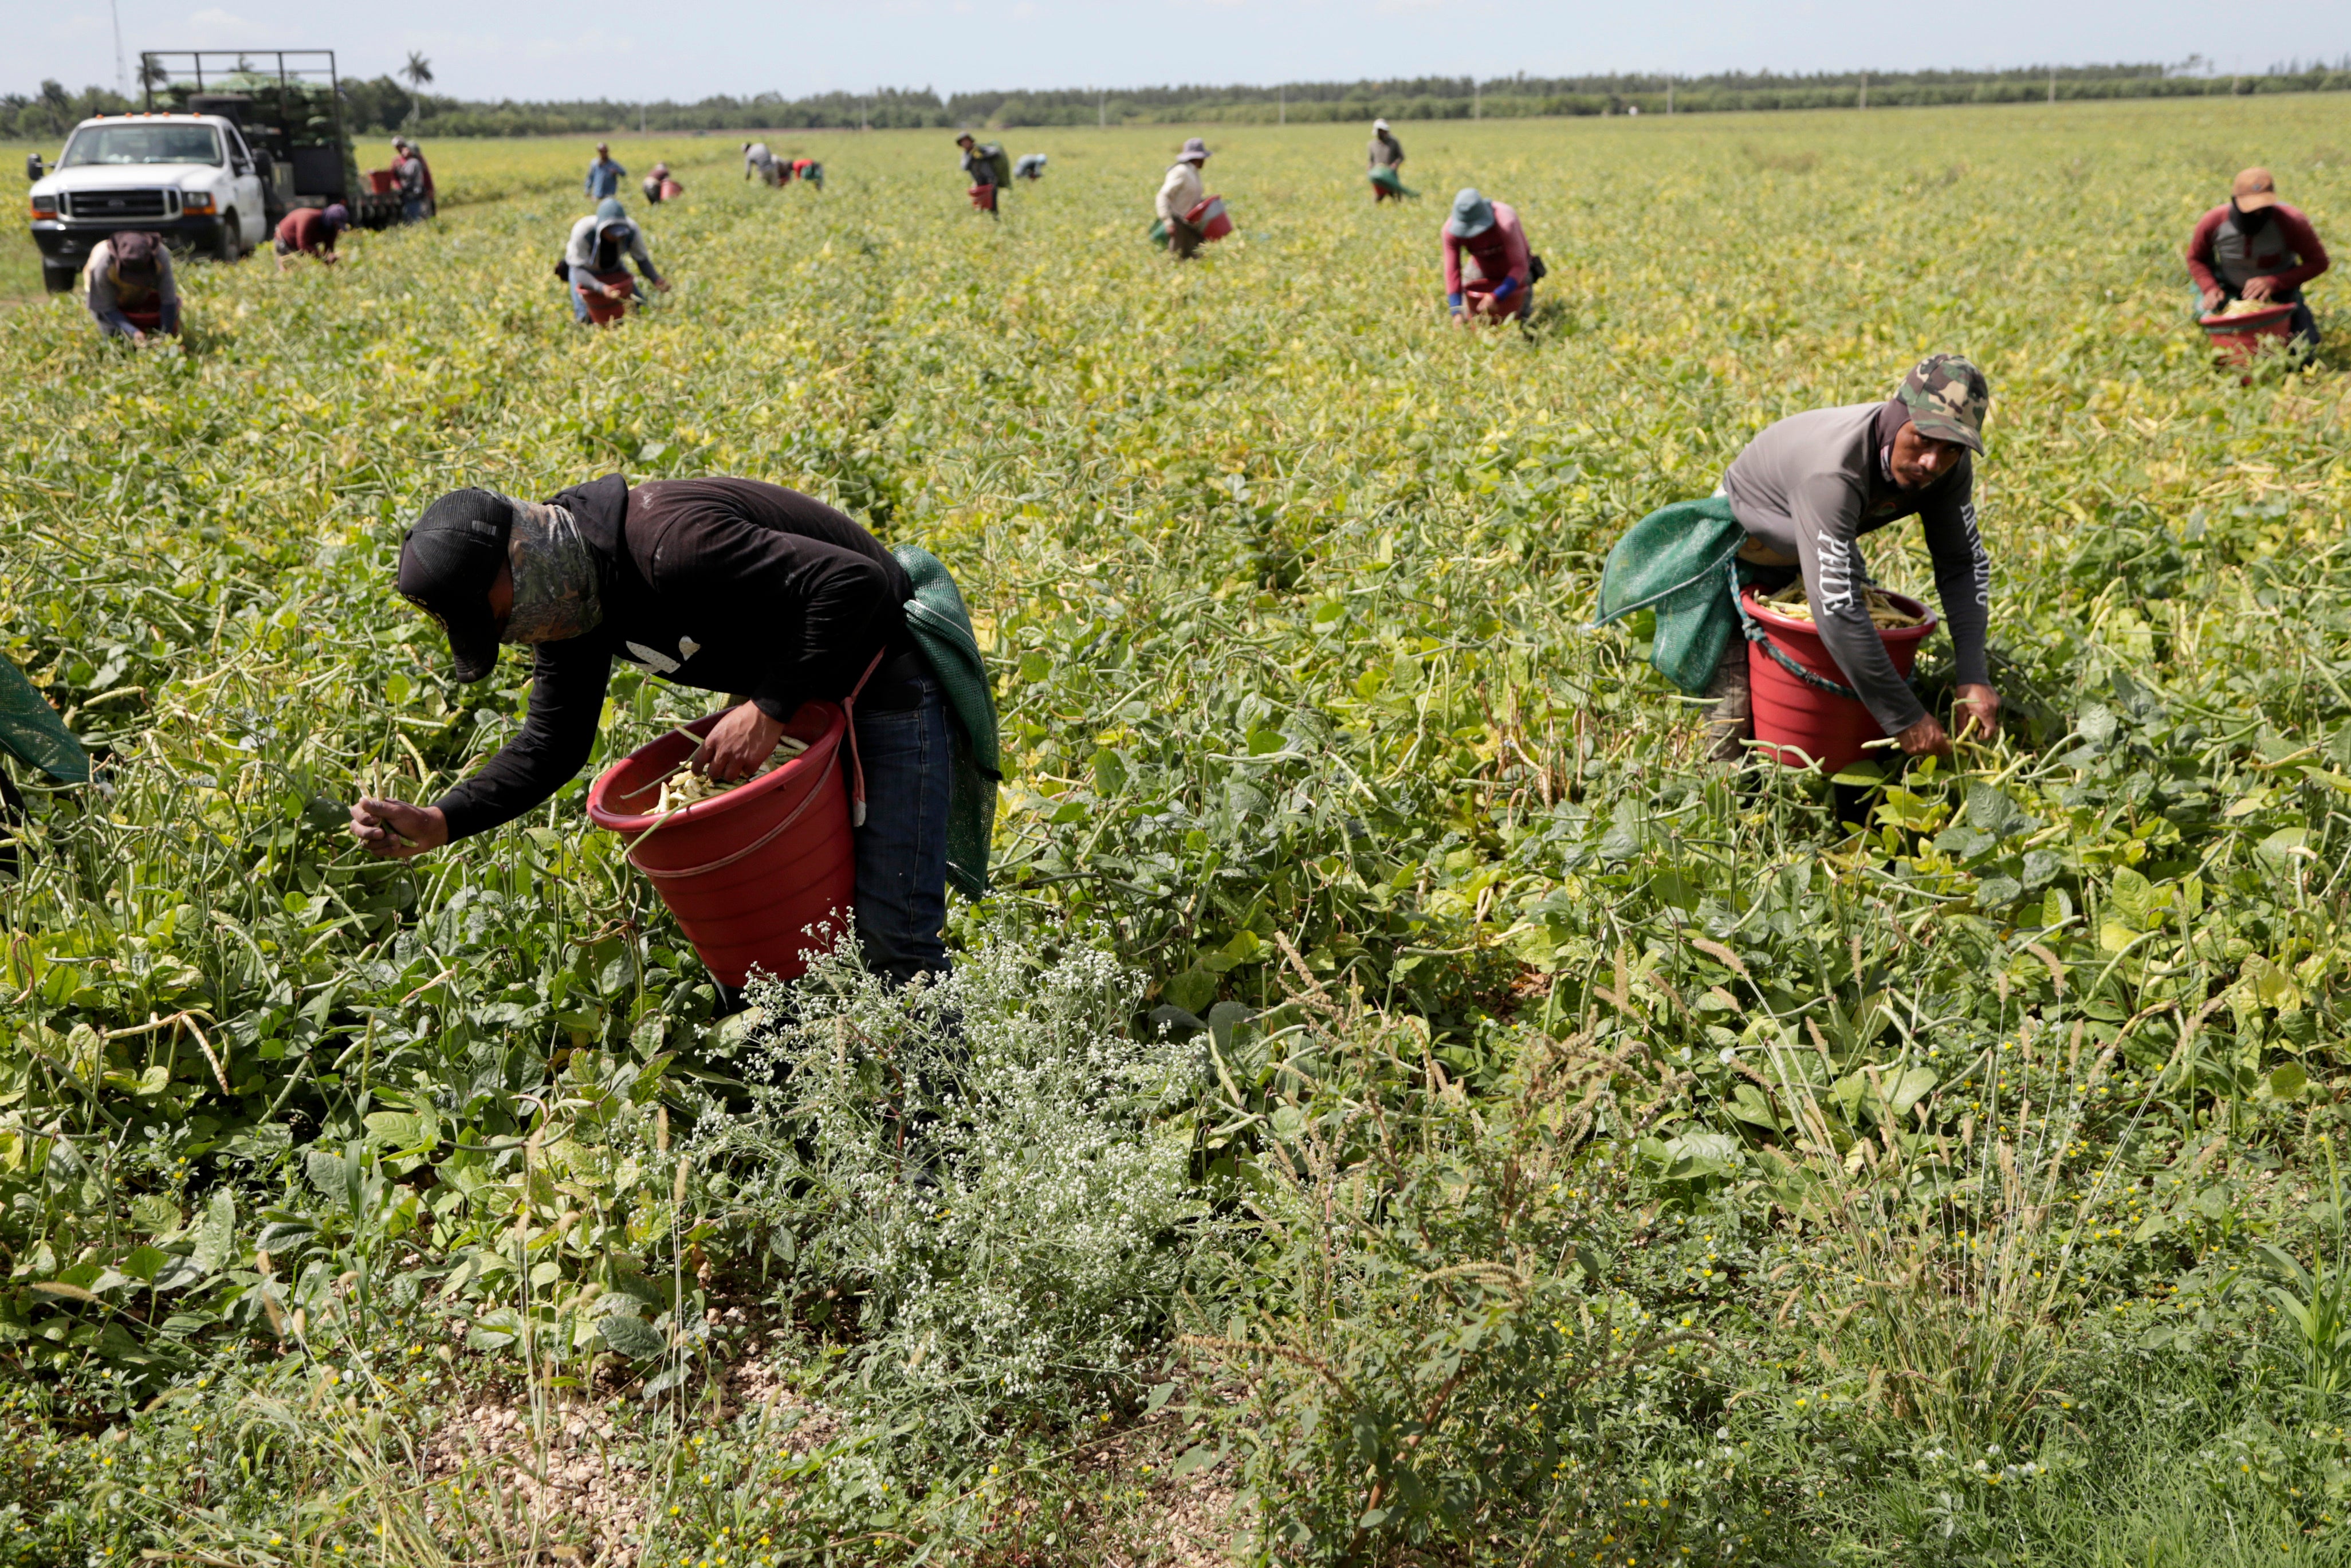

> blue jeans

[
  {"left": 851, "top": 675, "right": 952, "bottom": 986},
  {"left": 402, "top": 197, "right": 428, "bottom": 223}
]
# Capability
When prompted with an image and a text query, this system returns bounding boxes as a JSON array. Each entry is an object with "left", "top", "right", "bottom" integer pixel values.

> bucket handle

[
  {"left": 1733, "top": 560, "right": 1865, "bottom": 701},
  {"left": 840, "top": 647, "right": 886, "bottom": 828}
]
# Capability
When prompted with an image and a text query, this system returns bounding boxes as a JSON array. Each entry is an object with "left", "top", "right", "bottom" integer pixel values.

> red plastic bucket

[
  {"left": 969, "top": 183, "right": 998, "bottom": 212},
  {"left": 585, "top": 704, "right": 856, "bottom": 987},
  {"left": 119, "top": 305, "right": 164, "bottom": 332},
  {"left": 659, "top": 179, "right": 684, "bottom": 201},
  {"left": 366, "top": 168, "right": 398, "bottom": 194},
  {"left": 2199, "top": 302, "right": 2295, "bottom": 365},
  {"left": 1743, "top": 586, "right": 1937, "bottom": 772},
  {"left": 1186, "top": 195, "right": 1233, "bottom": 240},
  {"left": 1464, "top": 284, "right": 1529, "bottom": 321},
  {"left": 581, "top": 269, "right": 636, "bottom": 326}
]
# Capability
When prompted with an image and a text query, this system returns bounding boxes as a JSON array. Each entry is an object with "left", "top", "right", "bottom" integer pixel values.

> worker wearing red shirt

[
  {"left": 273, "top": 203, "right": 350, "bottom": 271},
  {"left": 1443, "top": 188, "right": 1533, "bottom": 325},
  {"left": 2187, "top": 167, "right": 2329, "bottom": 353}
]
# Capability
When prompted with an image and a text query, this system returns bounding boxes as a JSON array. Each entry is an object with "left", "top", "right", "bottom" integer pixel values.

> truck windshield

[{"left": 60, "top": 124, "right": 223, "bottom": 168}]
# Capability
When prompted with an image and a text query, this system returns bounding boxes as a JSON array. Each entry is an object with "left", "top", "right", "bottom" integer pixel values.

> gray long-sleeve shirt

[
  {"left": 564, "top": 213, "right": 660, "bottom": 284},
  {"left": 1367, "top": 131, "right": 1405, "bottom": 168},
  {"left": 1721, "top": 400, "right": 1991, "bottom": 735}
]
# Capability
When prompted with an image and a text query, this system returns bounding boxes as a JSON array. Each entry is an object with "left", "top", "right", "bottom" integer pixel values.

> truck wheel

[
  {"left": 216, "top": 214, "right": 241, "bottom": 263},
  {"left": 41, "top": 262, "right": 76, "bottom": 294}
]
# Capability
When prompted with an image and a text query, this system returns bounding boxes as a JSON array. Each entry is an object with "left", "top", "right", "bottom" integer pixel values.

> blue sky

[{"left": 14, "top": 0, "right": 2350, "bottom": 104}]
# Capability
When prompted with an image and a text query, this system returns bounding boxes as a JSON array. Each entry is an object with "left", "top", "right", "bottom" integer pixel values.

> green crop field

[{"left": 2, "top": 99, "right": 2350, "bottom": 1565}]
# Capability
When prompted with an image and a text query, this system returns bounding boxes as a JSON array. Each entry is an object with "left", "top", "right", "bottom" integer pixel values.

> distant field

[{"left": 2, "top": 97, "right": 2351, "bottom": 1567}]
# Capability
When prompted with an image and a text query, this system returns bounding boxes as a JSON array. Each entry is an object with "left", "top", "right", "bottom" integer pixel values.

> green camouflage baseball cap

[{"left": 1896, "top": 353, "right": 1990, "bottom": 454}]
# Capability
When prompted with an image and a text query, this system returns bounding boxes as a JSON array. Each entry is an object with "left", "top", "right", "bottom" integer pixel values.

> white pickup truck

[{"left": 26, "top": 113, "right": 277, "bottom": 293}]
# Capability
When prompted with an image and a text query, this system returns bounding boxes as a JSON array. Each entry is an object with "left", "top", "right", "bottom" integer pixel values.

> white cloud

[{"left": 186, "top": 7, "right": 265, "bottom": 40}]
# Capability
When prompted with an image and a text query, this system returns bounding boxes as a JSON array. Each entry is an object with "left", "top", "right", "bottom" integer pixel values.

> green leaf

[
  {"left": 1964, "top": 783, "right": 2030, "bottom": 839},
  {"left": 1163, "top": 968, "right": 1218, "bottom": 1015},
  {"left": 1169, "top": 1443, "right": 1222, "bottom": 1480},
  {"left": 2268, "top": 1062, "right": 2310, "bottom": 1101},
  {"left": 1887, "top": 1066, "right": 1938, "bottom": 1117},
  {"left": 119, "top": 1245, "right": 170, "bottom": 1284},
  {"left": 2108, "top": 866, "right": 2155, "bottom": 930},
  {"left": 190, "top": 1191, "right": 235, "bottom": 1273},
  {"left": 598, "top": 1312, "right": 666, "bottom": 1359},
  {"left": 2258, "top": 826, "right": 2311, "bottom": 863}
]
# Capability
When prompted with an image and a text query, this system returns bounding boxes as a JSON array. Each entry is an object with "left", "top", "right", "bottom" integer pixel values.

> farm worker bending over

[
  {"left": 274, "top": 203, "right": 349, "bottom": 270},
  {"left": 744, "top": 142, "right": 781, "bottom": 186},
  {"left": 83, "top": 231, "right": 178, "bottom": 343},
  {"left": 564, "top": 199, "right": 669, "bottom": 323},
  {"left": 1157, "top": 139, "right": 1212, "bottom": 259},
  {"left": 793, "top": 158, "right": 824, "bottom": 191},
  {"left": 642, "top": 163, "right": 682, "bottom": 205},
  {"left": 1014, "top": 153, "right": 1047, "bottom": 181},
  {"left": 958, "top": 133, "right": 1009, "bottom": 213},
  {"left": 1367, "top": 119, "right": 1413, "bottom": 202},
  {"left": 1443, "top": 189, "right": 1531, "bottom": 324},
  {"left": 352, "top": 477, "right": 999, "bottom": 989},
  {"left": 2187, "top": 167, "right": 2329, "bottom": 353},
  {"left": 1596, "top": 355, "right": 1998, "bottom": 764},
  {"left": 585, "top": 143, "right": 627, "bottom": 201}
]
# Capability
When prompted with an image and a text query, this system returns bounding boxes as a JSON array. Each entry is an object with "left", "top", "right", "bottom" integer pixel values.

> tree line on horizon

[{"left": 5, "top": 57, "right": 2350, "bottom": 141}]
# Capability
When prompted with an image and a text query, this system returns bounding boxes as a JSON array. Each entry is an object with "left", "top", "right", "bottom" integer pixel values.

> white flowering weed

[{"left": 715, "top": 936, "right": 1209, "bottom": 1452}]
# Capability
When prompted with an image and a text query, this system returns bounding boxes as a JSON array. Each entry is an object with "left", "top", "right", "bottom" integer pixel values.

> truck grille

[{"left": 65, "top": 189, "right": 172, "bottom": 221}]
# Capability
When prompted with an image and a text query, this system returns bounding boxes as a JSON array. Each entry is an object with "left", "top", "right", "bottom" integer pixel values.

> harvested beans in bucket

[
  {"left": 655, "top": 734, "right": 808, "bottom": 814},
  {"left": 1761, "top": 581, "right": 1926, "bottom": 630}
]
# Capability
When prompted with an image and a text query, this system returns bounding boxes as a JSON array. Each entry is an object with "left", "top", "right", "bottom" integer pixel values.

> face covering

[
  {"left": 2233, "top": 200, "right": 2274, "bottom": 233},
  {"left": 500, "top": 497, "right": 603, "bottom": 645}
]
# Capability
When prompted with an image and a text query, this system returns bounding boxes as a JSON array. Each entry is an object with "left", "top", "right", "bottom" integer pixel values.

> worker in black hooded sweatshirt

[{"left": 349, "top": 476, "right": 953, "bottom": 989}]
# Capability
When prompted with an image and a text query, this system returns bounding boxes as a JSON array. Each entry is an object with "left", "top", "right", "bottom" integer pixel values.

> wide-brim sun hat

[
  {"left": 1446, "top": 188, "right": 1495, "bottom": 239},
  {"left": 1180, "top": 137, "right": 1210, "bottom": 163}
]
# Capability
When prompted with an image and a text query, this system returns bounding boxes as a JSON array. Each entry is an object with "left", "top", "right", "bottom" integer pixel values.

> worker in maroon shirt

[
  {"left": 2187, "top": 167, "right": 2329, "bottom": 353},
  {"left": 273, "top": 203, "right": 350, "bottom": 272}
]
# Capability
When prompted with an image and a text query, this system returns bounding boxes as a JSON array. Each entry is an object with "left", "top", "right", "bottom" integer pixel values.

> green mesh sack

[
  {"left": 0, "top": 655, "right": 86, "bottom": 784},
  {"left": 1370, "top": 165, "right": 1418, "bottom": 197}
]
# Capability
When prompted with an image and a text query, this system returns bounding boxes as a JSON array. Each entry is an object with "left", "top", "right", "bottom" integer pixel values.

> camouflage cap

[{"left": 1896, "top": 352, "right": 1990, "bottom": 455}]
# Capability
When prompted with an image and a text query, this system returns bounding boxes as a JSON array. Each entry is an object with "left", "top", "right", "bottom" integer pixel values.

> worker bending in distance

[
  {"left": 1155, "top": 139, "right": 1212, "bottom": 258},
  {"left": 563, "top": 199, "right": 670, "bottom": 323},
  {"left": 744, "top": 142, "right": 781, "bottom": 186},
  {"left": 792, "top": 156, "right": 823, "bottom": 191},
  {"left": 1367, "top": 119, "right": 1412, "bottom": 202},
  {"left": 958, "top": 133, "right": 1009, "bottom": 213},
  {"left": 2187, "top": 167, "right": 2330, "bottom": 353},
  {"left": 1014, "top": 153, "right": 1047, "bottom": 181},
  {"left": 1442, "top": 188, "right": 1531, "bottom": 324},
  {"left": 274, "top": 203, "right": 350, "bottom": 270},
  {"left": 84, "top": 230, "right": 178, "bottom": 343},
  {"left": 1597, "top": 355, "right": 1999, "bottom": 764},
  {"left": 353, "top": 477, "right": 993, "bottom": 991},
  {"left": 642, "top": 163, "right": 682, "bottom": 205}
]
